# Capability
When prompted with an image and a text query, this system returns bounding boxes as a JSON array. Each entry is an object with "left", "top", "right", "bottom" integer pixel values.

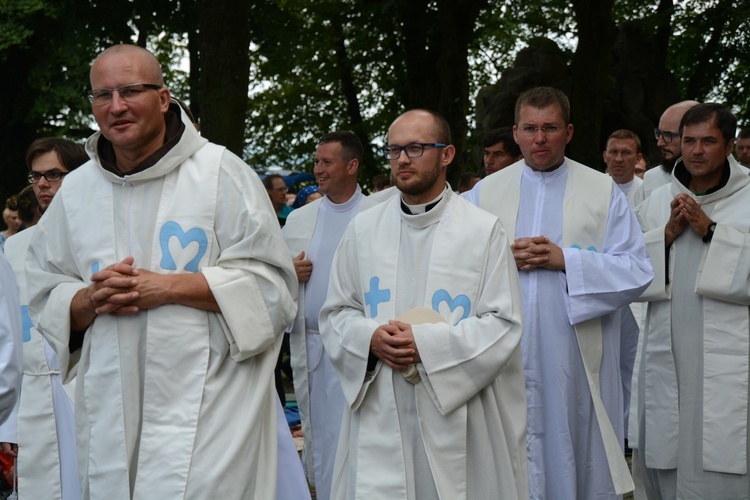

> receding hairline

[
  {"left": 661, "top": 100, "right": 700, "bottom": 121},
  {"left": 389, "top": 109, "right": 451, "bottom": 144},
  {"left": 91, "top": 44, "right": 164, "bottom": 87}
]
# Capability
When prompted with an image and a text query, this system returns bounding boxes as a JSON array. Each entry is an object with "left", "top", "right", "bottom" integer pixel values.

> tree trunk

[
  {"left": 436, "top": 0, "right": 488, "bottom": 182},
  {"left": 197, "top": 0, "right": 253, "bottom": 157},
  {"left": 569, "top": 0, "right": 617, "bottom": 170},
  {"left": 328, "top": 13, "right": 375, "bottom": 184}
]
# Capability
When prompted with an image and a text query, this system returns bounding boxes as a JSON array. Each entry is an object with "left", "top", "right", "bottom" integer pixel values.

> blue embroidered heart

[
  {"left": 159, "top": 221, "right": 208, "bottom": 273},
  {"left": 431, "top": 290, "right": 471, "bottom": 325}
]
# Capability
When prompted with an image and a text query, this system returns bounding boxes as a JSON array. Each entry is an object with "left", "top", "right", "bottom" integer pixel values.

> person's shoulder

[
  {"left": 446, "top": 191, "right": 501, "bottom": 235},
  {"left": 566, "top": 158, "right": 608, "bottom": 178},
  {"left": 4, "top": 228, "right": 34, "bottom": 254},
  {"left": 355, "top": 191, "right": 396, "bottom": 224},
  {"left": 283, "top": 198, "right": 321, "bottom": 231},
  {"left": 642, "top": 166, "right": 670, "bottom": 187},
  {"left": 363, "top": 186, "right": 399, "bottom": 208}
]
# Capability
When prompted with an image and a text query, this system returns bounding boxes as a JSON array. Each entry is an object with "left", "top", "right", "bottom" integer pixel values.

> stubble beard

[{"left": 394, "top": 158, "right": 442, "bottom": 197}]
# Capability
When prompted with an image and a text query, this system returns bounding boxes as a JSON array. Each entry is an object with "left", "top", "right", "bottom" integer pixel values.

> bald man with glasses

[
  {"left": 26, "top": 44, "right": 304, "bottom": 499},
  {"left": 630, "top": 100, "right": 699, "bottom": 206}
]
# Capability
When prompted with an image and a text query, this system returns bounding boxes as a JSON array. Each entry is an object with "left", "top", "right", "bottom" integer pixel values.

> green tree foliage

[
  {"left": 669, "top": 0, "right": 750, "bottom": 123},
  {"left": 1, "top": 0, "right": 748, "bottom": 209}
]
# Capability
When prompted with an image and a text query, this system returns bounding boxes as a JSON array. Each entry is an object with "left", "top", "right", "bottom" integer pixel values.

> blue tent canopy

[{"left": 258, "top": 170, "right": 315, "bottom": 189}]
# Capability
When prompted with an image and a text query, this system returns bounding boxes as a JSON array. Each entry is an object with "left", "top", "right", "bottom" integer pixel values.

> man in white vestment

[
  {"left": 0, "top": 253, "right": 22, "bottom": 425},
  {"left": 634, "top": 103, "right": 750, "bottom": 499},
  {"left": 283, "top": 130, "right": 378, "bottom": 499},
  {"left": 0, "top": 138, "right": 87, "bottom": 500},
  {"left": 735, "top": 129, "right": 750, "bottom": 168},
  {"left": 602, "top": 128, "right": 650, "bottom": 498},
  {"left": 604, "top": 129, "right": 644, "bottom": 206},
  {"left": 320, "top": 109, "right": 529, "bottom": 499},
  {"left": 465, "top": 87, "right": 653, "bottom": 499},
  {"left": 631, "top": 100, "right": 699, "bottom": 206},
  {"left": 25, "top": 44, "right": 299, "bottom": 500}
]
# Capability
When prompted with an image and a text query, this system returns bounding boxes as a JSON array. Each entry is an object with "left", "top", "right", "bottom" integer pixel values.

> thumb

[{"left": 294, "top": 251, "right": 305, "bottom": 261}]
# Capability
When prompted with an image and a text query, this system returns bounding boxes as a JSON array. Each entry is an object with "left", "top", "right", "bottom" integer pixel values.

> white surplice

[
  {"left": 0, "top": 227, "right": 80, "bottom": 500},
  {"left": 0, "top": 251, "right": 22, "bottom": 426},
  {"left": 26, "top": 106, "right": 298, "bottom": 500},
  {"left": 630, "top": 166, "right": 672, "bottom": 207},
  {"left": 467, "top": 159, "right": 653, "bottom": 499},
  {"left": 320, "top": 188, "right": 529, "bottom": 499},
  {"left": 634, "top": 156, "right": 750, "bottom": 499}
]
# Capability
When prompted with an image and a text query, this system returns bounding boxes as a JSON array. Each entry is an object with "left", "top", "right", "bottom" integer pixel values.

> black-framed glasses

[
  {"left": 28, "top": 171, "right": 68, "bottom": 184},
  {"left": 87, "top": 83, "right": 162, "bottom": 105},
  {"left": 382, "top": 143, "right": 446, "bottom": 160},
  {"left": 654, "top": 128, "right": 680, "bottom": 143}
]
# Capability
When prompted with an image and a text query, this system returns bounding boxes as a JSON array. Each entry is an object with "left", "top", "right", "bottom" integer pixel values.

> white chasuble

[
  {"left": 634, "top": 156, "right": 750, "bottom": 497},
  {"left": 60, "top": 144, "right": 218, "bottom": 499},
  {"left": 28, "top": 116, "right": 298, "bottom": 500},
  {"left": 320, "top": 189, "right": 528, "bottom": 500},
  {"left": 476, "top": 159, "right": 653, "bottom": 498}
]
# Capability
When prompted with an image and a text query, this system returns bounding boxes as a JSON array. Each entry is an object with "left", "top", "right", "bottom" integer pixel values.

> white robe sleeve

[
  {"left": 26, "top": 198, "right": 87, "bottom": 382},
  {"left": 562, "top": 187, "right": 654, "bottom": 324},
  {"left": 202, "top": 154, "right": 298, "bottom": 361},
  {"left": 413, "top": 222, "right": 524, "bottom": 414},
  {"left": 634, "top": 193, "right": 671, "bottom": 302},
  {"left": 319, "top": 228, "right": 380, "bottom": 410},
  {"left": 696, "top": 223, "right": 750, "bottom": 305},
  {"left": 0, "top": 253, "right": 22, "bottom": 424},
  {"left": 636, "top": 226, "right": 671, "bottom": 302}
]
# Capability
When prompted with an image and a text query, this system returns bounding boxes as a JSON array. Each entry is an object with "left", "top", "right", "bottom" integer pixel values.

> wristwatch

[{"left": 702, "top": 222, "right": 717, "bottom": 243}]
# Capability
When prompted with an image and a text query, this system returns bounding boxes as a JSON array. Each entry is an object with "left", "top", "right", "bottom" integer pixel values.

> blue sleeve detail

[{"left": 21, "top": 305, "right": 32, "bottom": 342}]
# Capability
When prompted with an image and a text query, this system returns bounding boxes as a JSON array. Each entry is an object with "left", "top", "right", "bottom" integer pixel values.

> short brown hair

[
  {"left": 515, "top": 87, "right": 570, "bottom": 125},
  {"left": 26, "top": 138, "right": 88, "bottom": 172},
  {"left": 606, "top": 129, "right": 642, "bottom": 154}
]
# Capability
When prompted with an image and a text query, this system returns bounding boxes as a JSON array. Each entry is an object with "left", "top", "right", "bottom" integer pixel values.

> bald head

[
  {"left": 660, "top": 100, "right": 700, "bottom": 127},
  {"left": 657, "top": 100, "right": 700, "bottom": 172},
  {"left": 90, "top": 45, "right": 164, "bottom": 87},
  {"left": 389, "top": 109, "right": 451, "bottom": 145},
  {"left": 89, "top": 44, "right": 171, "bottom": 173}
]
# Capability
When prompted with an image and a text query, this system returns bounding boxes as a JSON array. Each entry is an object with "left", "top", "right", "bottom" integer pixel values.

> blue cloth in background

[{"left": 285, "top": 405, "right": 301, "bottom": 427}]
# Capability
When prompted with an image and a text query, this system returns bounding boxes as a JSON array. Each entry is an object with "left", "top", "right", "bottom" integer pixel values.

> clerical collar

[
  {"left": 97, "top": 104, "right": 186, "bottom": 177},
  {"left": 674, "top": 158, "right": 730, "bottom": 195},
  {"left": 322, "top": 185, "right": 363, "bottom": 213},
  {"left": 400, "top": 189, "right": 446, "bottom": 215}
]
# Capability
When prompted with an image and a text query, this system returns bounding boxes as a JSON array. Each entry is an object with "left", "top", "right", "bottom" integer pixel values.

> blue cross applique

[{"left": 364, "top": 276, "right": 391, "bottom": 317}]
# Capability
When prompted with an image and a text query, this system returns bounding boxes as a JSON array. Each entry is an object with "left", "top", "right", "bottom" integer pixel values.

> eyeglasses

[
  {"left": 518, "top": 125, "right": 564, "bottom": 137},
  {"left": 28, "top": 171, "right": 68, "bottom": 184},
  {"left": 382, "top": 143, "right": 446, "bottom": 160},
  {"left": 87, "top": 83, "right": 162, "bottom": 105},
  {"left": 654, "top": 128, "right": 680, "bottom": 143}
]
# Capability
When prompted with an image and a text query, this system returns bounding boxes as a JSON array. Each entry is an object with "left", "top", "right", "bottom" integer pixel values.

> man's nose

[{"left": 109, "top": 91, "right": 128, "bottom": 112}]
